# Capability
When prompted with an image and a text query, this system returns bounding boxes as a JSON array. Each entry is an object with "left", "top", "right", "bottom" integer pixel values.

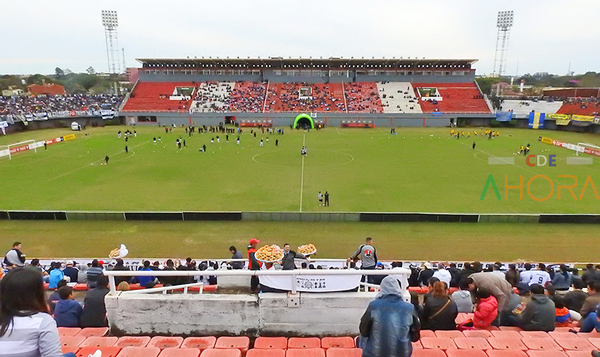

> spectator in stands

[
  {"left": 564, "top": 279, "right": 588, "bottom": 313},
  {"left": 347, "top": 237, "right": 378, "bottom": 283},
  {"left": 518, "top": 284, "right": 555, "bottom": 331},
  {"left": 579, "top": 280, "right": 600, "bottom": 322},
  {"left": 229, "top": 246, "right": 244, "bottom": 269},
  {"left": 421, "top": 281, "right": 458, "bottom": 330},
  {"left": 579, "top": 305, "right": 600, "bottom": 333},
  {"left": 28, "top": 258, "right": 50, "bottom": 283},
  {"left": 159, "top": 259, "right": 178, "bottom": 286},
  {"left": 282, "top": 250, "right": 305, "bottom": 270},
  {"left": 3, "top": 241, "right": 26, "bottom": 268},
  {"left": 248, "top": 238, "right": 262, "bottom": 293},
  {"left": 111, "top": 258, "right": 131, "bottom": 285},
  {"left": 551, "top": 264, "right": 572, "bottom": 293},
  {"left": 47, "top": 279, "right": 68, "bottom": 314},
  {"left": 432, "top": 263, "right": 451, "bottom": 287},
  {"left": 48, "top": 262, "right": 64, "bottom": 289},
  {"left": 473, "top": 288, "right": 498, "bottom": 328},
  {"left": 117, "top": 281, "right": 130, "bottom": 291},
  {"left": 465, "top": 272, "right": 513, "bottom": 314},
  {"left": 582, "top": 263, "right": 600, "bottom": 287},
  {"left": 77, "top": 264, "right": 88, "bottom": 284},
  {"left": 359, "top": 276, "right": 420, "bottom": 357},
  {"left": 138, "top": 260, "right": 158, "bottom": 289},
  {"left": 553, "top": 296, "right": 571, "bottom": 327},
  {"left": 53, "top": 286, "right": 82, "bottom": 328},
  {"left": 505, "top": 263, "right": 520, "bottom": 287},
  {"left": 528, "top": 263, "right": 551, "bottom": 286},
  {"left": 491, "top": 262, "right": 505, "bottom": 279},
  {"left": 80, "top": 275, "right": 109, "bottom": 327},
  {"left": 418, "top": 262, "right": 434, "bottom": 287},
  {"left": 571, "top": 267, "right": 583, "bottom": 287},
  {"left": 86, "top": 259, "right": 103, "bottom": 288},
  {"left": 0, "top": 268, "right": 75, "bottom": 357},
  {"left": 460, "top": 262, "right": 474, "bottom": 281},
  {"left": 62, "top": 261, "right": 79, "bottom": 283},
  {"left": 448, "top": 263, "right": 461, "bottom": 288},
  {"left": 451, "top": 280, "right": 474, "bottom": 313}
]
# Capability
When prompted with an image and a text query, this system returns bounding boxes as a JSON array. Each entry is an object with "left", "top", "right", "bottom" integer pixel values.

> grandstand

[
  {"left": 119, "top": 57, "right": 491, "bottom": 124},
  {"left": 499, "top": 100, "right": 563, "bottom": 116}
]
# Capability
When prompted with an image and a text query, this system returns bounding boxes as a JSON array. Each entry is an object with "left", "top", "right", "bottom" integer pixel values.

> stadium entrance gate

[{"left": 293, "top": 113, "right": 314, "bottom": 129}]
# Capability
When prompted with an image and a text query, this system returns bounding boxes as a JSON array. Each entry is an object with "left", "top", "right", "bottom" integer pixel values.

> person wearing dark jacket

[
  {"left": 47, "top": 279, "right": 68, "bottom": 314},
  {"left": 54, "top": 286, "right": 83, "bottom": 327},
  {"left": 421, "top": 281, "right": 458, "bottom": 330},
  {"left": 360, "top": 276, "right": 420, "bottom": 357},
  {"left": 159, "top": 259, "right": 178, "bottom": 286},
  {"left": 505, "top": 264, "right": 520, "bottom": 287},
  {"left": 80, "top": 275, "right": 110, "bottom": 327},
  {"left": 519, "top": 284, "right": 555, "bottom": 331},
  {"left": 229, "top": 246, "right": 244, "bottom": 269},
  {"left": 111, "top": 258, "right": 131, "bottom": 285},
  {"left": 86, "top": 259, "right": 103, "bottom": 288},
  {"left": 281, "top": 250, "right": 305, "bottom": 270},
  {"left": 582, "top": 264, "right": 600, "bottom": 287},
  {"left": 564, "top": 279, "right": 588, "bottom": 313},
  {"left": 62, "top": 262, "right": 79, "bottom": 283}
]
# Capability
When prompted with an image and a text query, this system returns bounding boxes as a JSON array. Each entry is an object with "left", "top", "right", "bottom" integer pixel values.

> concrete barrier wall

[{"left": 105, "top": 291, "right": 374, "bottom": 336}]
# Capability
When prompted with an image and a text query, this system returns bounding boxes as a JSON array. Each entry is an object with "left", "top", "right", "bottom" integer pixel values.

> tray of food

[
  {"left": 255, "top": 244, "right": 284, "bottom": 262},
  {"left": 297, "top": 244, "right": 317, "bottom": 256}
]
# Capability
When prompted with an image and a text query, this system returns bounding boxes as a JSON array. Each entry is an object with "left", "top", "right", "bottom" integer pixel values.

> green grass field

[
  {"left": 1, "top": 220, "right": 599, "bottom": 262},
  {"left": 1, "top": 125, "right": 599, "bottom": 213}
]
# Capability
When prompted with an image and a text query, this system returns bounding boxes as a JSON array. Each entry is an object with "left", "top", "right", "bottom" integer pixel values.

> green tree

[
  {"left": 55, "top": 67, "right": 64, "bottom": 78},
  {"left": 86, "top": 66, "right": 96, "bottom": 75}
]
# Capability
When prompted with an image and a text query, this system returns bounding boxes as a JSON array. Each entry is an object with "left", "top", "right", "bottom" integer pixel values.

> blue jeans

[{"left": 580, "top": 312, "right": 600, "bottom": 333}]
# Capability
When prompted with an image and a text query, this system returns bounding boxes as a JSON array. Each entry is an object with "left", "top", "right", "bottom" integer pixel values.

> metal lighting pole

[
  {"left": 493, "top": 10, "right": 514, "bottom": 79},
  {"left": 101, "top": 10, "right": 121, "bottom": 75}
]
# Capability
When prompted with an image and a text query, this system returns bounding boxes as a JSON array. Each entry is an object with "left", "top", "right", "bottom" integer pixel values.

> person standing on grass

[
  {"left": 275, "top": 139, "right": 278, "bottom": 147},
  {"left": 104, "top": 156, "right": 109, "bottom": 164},
  {"left": 324, "top": 191, "right": 329, "bottom": 206},
  {"left": 125, "top": 145, "right": 128, "bottom": 153},
  {"left": 318, "top": 192, "right": 323, "bottom": 206}
]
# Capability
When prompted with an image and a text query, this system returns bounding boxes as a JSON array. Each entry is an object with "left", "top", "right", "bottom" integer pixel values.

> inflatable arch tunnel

[{"left": 293, "top": 114, "right": 314, "bottom": 129}]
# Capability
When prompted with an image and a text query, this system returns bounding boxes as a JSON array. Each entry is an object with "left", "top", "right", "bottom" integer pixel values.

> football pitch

[{"left": 1, "top": 125, "right": 599, "bottom": 213}]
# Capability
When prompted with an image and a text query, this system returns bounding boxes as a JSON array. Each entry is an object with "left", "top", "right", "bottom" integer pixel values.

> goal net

[{"left": 0, "top": 139, "right": 38, "bottom": 160}]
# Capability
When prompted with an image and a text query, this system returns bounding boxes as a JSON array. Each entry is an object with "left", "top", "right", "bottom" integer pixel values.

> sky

[{"left": 1, "top": 0, "right": 598, "bottom": 76}]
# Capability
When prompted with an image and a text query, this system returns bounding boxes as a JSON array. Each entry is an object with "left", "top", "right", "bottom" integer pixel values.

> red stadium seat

[
  {"left": 490, "top": 331, "right": 523, "bottom": 340},
  {"left": 411, "top": 350, "right": 446, "bottom": 357},
  {"left": 485, "top": 351, "right": 528, "bottom": 357},
  {"left": 519, "top": 331, "right": 550, "bottom": 339},
  {"left": 445, "top": 350, "right": 487, "bottom": 357},
  {"left": 254, "top": 337, "right": 288, "bottom": 349},
  {"left": 420, "top": 337, "right": 457, "bottom": 350},
  {"left": 215, "top": 336, "right": 250, "bottom": 354},
  {"left": 525, "top": 351, "right": 568, "bottom": 357},
  {"left": 116, "top": 346, "right": 161, "bottom": 357},
  {"left": 455, "top": 314, "right": 474, "bottom": 325},
  {"left": 435, "top": 331, "right": 465, "bottom": 339},
  {"left": 73, "top": 283, "right": 89, "bottom": 291},
  {"left": 115, "top": 336, "right": 151, "bottom": 348},
  {"left": 182, "top": 336, "right": 217, "bottom": 350},
  {"left": 420, "top": 330, "right": 437, "bottom": 338},
  {"left": 412, "top": 341, "right": 423, "bottom": 349},
  {"left": 286, "top": 348, "right": 325, "bottom": 357},
  {"left": 62, "top": 346, "right": 79, "bottom": 354},
  {"left": 247, "top": 349, "right": 286, "bottom": 357},
  {"left": 453, "top": 337, "right": 491, "bottom": 350},
  {"left": 321, "top": 337, "right": 355, "bottom": 349},
  {"left": 521, "top": 337, "right": 563, "bottom": 351},
  {"left": 60, "top": 336, "right": 86, "bottom": 347},
  {"left": 288, "top": 338, "right": 321, "bottom": 349},
  {"left": 325, "top": 348, "right": 361, "bottom": 357},
  {"left": 200, "top": 349, "right": 242, "bottom": 357},
  {"left": 553, "top": 337, "right": 595, "bottom": 351},
  {"left": 498, "top": 326, "right": 523, "bottom": 331},
  {"left": 462, "top": 330, "right": 492, "bottom": 339},
  {"left": 486, "top": 337, "right": 527, "bottom": 350},
  {"left": 148, "top": 336, "right": 184, "bottom": 349},
  {"left": 76, "top": 327, "right": 109, "bottom": 337},
  {"left": 76, "top": 346, "right": 122, "bottom": 357},
  {"left": 58, "top": 327, "right": 82, "bottom": 336},
  {"left": 158, "top": 348, "right": 202, "bottom": 357},
  {"left": 549, "top": 332, "right": 582, "bottom": 340},
  {"left": 565, "top": 352, "right": 597, "bottom": 357},
  {"left": 589, "top": 338, "right": 600, "bottom": 349},
  {"left": 79, "top": 336, "right": 118, "bottom": 347}
]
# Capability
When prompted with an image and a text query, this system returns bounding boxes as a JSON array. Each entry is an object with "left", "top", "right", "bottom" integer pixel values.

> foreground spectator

[
  {"left": 582, "top": 263, "right": 600, "bottom": 287},
  {"left": 0, "top": 268, "right": 75, "bottom": 356},
  {"left": 579, "top": 281, "right": 600, "bottom": 323},
  {"left": 519, "top": 284, "right": 555, "bottom": 331},
  {"left": 80, "top": 275, "right": 109, "bottom": 327},
  {"left": 473, "top": 288, "right": 498, "bottom": 328},
  {"left": 451, "top": 282, "right": 474, "bottom": 313},
  {"left": 579, "top": 305, "right": 600, "bottom": 333},
  {"left": 421, "top": 281, "right": 458, "bottom": 330},
  {"left": 505, "top": 263, "right": 520, "bottom": 287},
  {"left": 53, "top": 286, "right": 82, "bottom": 328},
  {"left": 3, "top": 241, "right": 26, "bottom": 268},
  {"left": 432, "top": 263, "right": 451, "bottom": 287},
  {"left": 550, "top": 264, "right": 572, "bottom": 292},
  {"left": 564, "top": 279, "right": 587, "bottom": 313},
  {"left": 359, "top": 276, "right": 420, "bottom": 357},
  {"left": 62, "top": 262, "right": 79, "bottom": 284},
  {"left": 465, "top": 272, "right": 513, "bottom": 314}
]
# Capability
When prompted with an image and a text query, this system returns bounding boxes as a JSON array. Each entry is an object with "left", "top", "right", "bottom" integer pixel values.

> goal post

[{"left": 0, "top": 139, "right": 38, "bottom": 160}]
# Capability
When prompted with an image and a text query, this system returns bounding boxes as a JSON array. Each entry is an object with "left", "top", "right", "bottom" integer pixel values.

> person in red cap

[{"left": 248, "top": 238, "right": 262, "bottom": 292}]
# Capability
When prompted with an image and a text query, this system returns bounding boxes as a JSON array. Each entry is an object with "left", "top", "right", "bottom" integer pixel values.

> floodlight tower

[
  {"left": 102, "top": 10, "right": 121, "bottom": 74},
  {"left": 493, "top": 10, "right": 513, "bottom": 78}
]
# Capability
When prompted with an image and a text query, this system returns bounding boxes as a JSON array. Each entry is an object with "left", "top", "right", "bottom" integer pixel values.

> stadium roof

[{"left": 137, "top": 57, "right": 477, "bottom": 69}]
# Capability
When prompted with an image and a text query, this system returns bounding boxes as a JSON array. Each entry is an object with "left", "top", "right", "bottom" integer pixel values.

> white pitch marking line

[
  {"left": 335, "top": 127, "right": 341, "bottom": 135},
  {"left": 300, "top": 134, "right": 306, "bottom": 212}
]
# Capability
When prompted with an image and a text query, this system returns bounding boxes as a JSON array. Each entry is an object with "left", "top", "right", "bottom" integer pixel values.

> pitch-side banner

[
  {"left": 528, "top": 112, "right": 545, "bottom": 129},
  {"left": 259, "top": 274, "right": 363, "bottom": 292},
  {"left": 547, "top": 114, "right": 572, "bottom": 126},
  {"left": 495, "top": 111, "right": 513, "bottom": 122}
]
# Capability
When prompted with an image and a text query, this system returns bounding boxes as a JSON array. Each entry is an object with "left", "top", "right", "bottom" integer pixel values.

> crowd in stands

[
  {"left": 0, "top": 94, "right": 123, "bottom": 117},
  {"left": 344, "top": 82, "right": 383, "bottom": 113},
  {"left": 192, "top": 81, "right": 266, "bottom": 113},
  {"left": 264, "top": 83, "right": 344, "bottom": 113}
]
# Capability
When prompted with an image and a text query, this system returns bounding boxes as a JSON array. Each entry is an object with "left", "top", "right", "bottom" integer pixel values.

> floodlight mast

[
  {"left": 101, "top": 10, "right": 121, "bottom": 75},
  {"left": 492, "top": 10, "right": 513, "bottom": 78}
]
